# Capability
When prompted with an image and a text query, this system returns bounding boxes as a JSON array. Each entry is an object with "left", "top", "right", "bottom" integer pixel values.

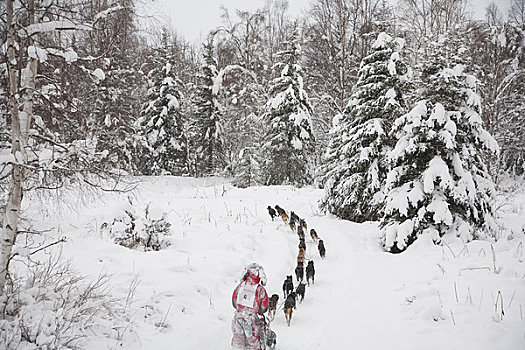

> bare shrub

[
  {"left": 0, "top": 254, "right": 134, "bottom": 349},
  {"left": 101, "top": 197, "right": 172, "bottom": 251}
]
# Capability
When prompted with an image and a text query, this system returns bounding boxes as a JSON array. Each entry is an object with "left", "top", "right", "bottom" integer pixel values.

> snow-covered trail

[{"left": 25, "top": 177, "right": 525, "bottom": 350}]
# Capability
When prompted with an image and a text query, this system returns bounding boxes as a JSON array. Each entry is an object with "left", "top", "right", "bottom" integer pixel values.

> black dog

[
  {"left": 268, "top": 294, "right": 279, "bottom": 319},
  {"left": 318, "top": 239, "right": 326, "bottom": 258},
  {"left": 282, "top": 275, "right": 294, "bottom": 298},
  {"left": 289, "top": 217, "right": 296, "bottom": 232},
  {"left": 283, "top": 291, "right": 297, "bottom": 326},
  {"left": 290, "top": 211, "right": 300, "bottom": 223},
  {"left": 296, "top": 283, "right": 306, "bottom": 303},
  {"left": 299, "top": 218, "right": 307, "bottom": 231},
  {"left": 306, "top": 260, "right": 315, "bottom": 285},
  {"left": 295, "top": 262, "right": 304, "bottom": 282},
  {"left": 297, "top": 224, "right": 304, "bottom": 237},
  {"left": 267, "top": 206, "right": 277, "bottom": 221},
  {"left": 275, "top": 205, "right": 285, "bottom": 216},
  {"left": 310, "top": 228, "right": 319, "bottom": 242},
  {"left": 298, "top": 238, "right": 306, "bottom": 250}
]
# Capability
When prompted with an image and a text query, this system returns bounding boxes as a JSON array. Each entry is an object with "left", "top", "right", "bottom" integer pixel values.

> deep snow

[{"left": 20, "top": 176, "right": 525, "bottom": 349}]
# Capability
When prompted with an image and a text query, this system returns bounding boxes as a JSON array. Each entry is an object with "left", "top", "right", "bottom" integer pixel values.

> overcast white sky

[{"left": 143, "top": 0, "right": 512, "bottom": 43}]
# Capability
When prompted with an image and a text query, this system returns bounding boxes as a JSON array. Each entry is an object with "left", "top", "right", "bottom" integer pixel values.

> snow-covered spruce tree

[
  {"left": 261, "top": 24, "right": 315, "bottom": 186},
  {"left": 381, "top": 37, "right": 499, "bottom": 253},
  {"left": 137, "top": 29, "right": 188, "bottom": 175},
  {"left": 190, "top": 37, "right": 224, "bottom": 176},
  {"left": 318, "top": 32, "right": 409, "bottom": 222},
  {"left": 232, "top": 113, "right": 264, "bottom": 188},
  {"left": 233, "top": 145, "right": 261, "bottom": 188}
]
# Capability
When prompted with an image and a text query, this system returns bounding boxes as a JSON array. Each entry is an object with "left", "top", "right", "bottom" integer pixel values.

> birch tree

[{"left": 1, "top": 0, "right": 126, "bottom": 298}]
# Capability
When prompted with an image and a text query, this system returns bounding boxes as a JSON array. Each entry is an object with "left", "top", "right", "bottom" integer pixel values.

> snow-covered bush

[
  {"left": 0, "top": 255, "right": 133, "bottom": 349},
  {"left": 101, "top": 197, "right": 172, "bottom": 251}
]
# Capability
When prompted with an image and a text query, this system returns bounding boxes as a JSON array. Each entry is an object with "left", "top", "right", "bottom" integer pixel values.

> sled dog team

[
  {"left": 267, "top": 205, "right": 326, "bottom": 327},
  {"left": 231, "top": 206, "right": 327, "bottom": 350}
]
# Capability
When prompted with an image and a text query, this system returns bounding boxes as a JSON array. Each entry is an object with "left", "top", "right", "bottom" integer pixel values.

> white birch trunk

[{"left": 0, "top": 0, "right": 37, "bottom": 299}]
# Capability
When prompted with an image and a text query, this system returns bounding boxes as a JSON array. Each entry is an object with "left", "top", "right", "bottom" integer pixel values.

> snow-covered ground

[{"left": 22, "top": 177, "right": 525, "bottom": 349}]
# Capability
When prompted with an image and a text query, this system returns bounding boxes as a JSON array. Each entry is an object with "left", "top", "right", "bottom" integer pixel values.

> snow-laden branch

[
  {"left": 213, "top": 64, "right": 259, "bottom": 95},
  {"left": 93, "top": 5, "right": 123, "bottom": 23},
  {"left": 25, "top": 19, "right": 92, "bottom": 36},
  {"left": 23, "top": 5, "right": 124, "bottom": 37}
]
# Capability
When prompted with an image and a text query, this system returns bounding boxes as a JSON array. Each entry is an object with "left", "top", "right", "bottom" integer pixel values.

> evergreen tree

[
  {"left": 191, "top": 37, "right": 224, "bottom": 176},
  {"left": 261, "top": 24, "right": 315, "bottom": 186},
  {"left": 232, "top": 113, "right": 264, "bottom": 188},
  {"left": 318, "top": 32, "right": 409, "bottom": 222},
  {"left": 381, "top": 37, "right": 499, "bottom": 253},
  {"left": 233, "top": 145, "right": 261, "bottom": 188},
  {"left": 137, "top": 30, "right": 188, "bottom": 175}
]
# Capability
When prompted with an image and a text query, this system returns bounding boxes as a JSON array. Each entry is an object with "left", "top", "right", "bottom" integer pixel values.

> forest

[{"left": 0, "top": 0, "right": 524, "bottom": 349}]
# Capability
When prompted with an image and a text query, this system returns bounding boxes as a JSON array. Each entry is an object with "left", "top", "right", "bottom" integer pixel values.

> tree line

[{"left": 0, "top": 0, "right": 524, "bottom": 295}]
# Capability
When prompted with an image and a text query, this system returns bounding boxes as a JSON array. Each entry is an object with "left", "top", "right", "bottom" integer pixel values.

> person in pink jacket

[{"left": 231, "top": 263, "right": 269, "bottom": 350}]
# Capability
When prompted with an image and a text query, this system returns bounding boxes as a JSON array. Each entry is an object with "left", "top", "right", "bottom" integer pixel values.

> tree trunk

[{"left": 1, "top": 0, "right": 37, "bottom": 298}]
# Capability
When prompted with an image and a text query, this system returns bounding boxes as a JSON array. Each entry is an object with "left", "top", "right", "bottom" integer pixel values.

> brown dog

[
  {"left": 281, "top": 212, "right": 289, "bottom": 224},
  {"left": 283, "top": 292, "right": 296, "bottom": 326},
  {"left": 268, "top": 294, "right": 279, "bottom": 319},
  {"left": 297, "top": 248, "right": 306, "bottom": 264}
]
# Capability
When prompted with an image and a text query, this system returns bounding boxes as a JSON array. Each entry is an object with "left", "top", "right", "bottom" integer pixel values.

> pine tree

[
  {"left": 137, "top": 30, "right": 188, "bottom": 176},
  {"left": 381, "top": 37, "right": 499, "bottom": 253},
  {"left": 318, "top": 32, "right": 409, "bottom": 222},
  {"left": 261, "top": 24, "right": 315, "bottom": 186},
  {"left": 191, "top": 37, "right": 224, "bottom": 176}
]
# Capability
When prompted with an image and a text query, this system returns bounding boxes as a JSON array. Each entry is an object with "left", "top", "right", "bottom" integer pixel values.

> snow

[
  {"left": 167, "top": 94, "right": 180, "bottom": 110},
  {"left": 92, "top": 68, "right": 105, "bottom": 82},
  {"left": 290, "top": 137, "right": 303, "bottom": 150},
  {"left": 372, "top": 32, "right": 393, "bottom": 49},
  {"left": 12, "top": 177, "right": 525, "bottom": 350},
  {"left": 93, "top": 5, "right": 123, "bottom": 23},
  {"left": 27, "top": 45, "right": 48, "bottom": 62},
  {"left": 426, "top": 195, "right": 453, "bottom": 225},
  {"left": 25, "top": 20, "right": 92, "bottom": 36},
  {"left": 422, "top": 156, "right": 452, "bottom": 193}
]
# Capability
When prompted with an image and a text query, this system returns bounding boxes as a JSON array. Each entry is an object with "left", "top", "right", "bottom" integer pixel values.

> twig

[
  {"left": 478, "top": 247, "right": 486, "bottom": 257},
  {"left": 459, "top": 267, "right": 491, "bottom": 273},
  {"left": 458, "top": 245, "right": 469, "bottom": 257},
  {"left": 508, "top": 290, "right": 516, "bottom": 309},
  {"left": 495, "top": 290, "right": 504, "bottom": 321},
  {"left": 450, "top": 310, "right": 456, "bottom": 326},
  {"left": 29, "top": 236, "right": 67, "bottom": 256},
  {"left": 158, "top": 303, "right": 172, "bottom": 330},
  {"left": 454, "top": 281, "right": 459, "bottom": 303},
  {"left": 479, "top": 289, "right": 484, "bottom": 311},
  {"left": 491, "top": 244, "right": 500, "bottom": 274},
  {"left": 443, "top": 242, "right": 456, "bottom": 259}
]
